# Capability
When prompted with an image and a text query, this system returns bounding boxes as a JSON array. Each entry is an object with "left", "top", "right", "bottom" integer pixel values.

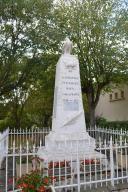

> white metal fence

[
  {"left": 8, "top": 127, "right": 128, "bottom": 149},
  {"left": 88, "top": 127, "right": 128, "bottom": 143},
  {"left": 9, "top": 127, "right": 51, "bottom": 149},
  {"left": 1, "top": 136, "right": 128, "bottom": 191},
  {"left": 0, "top": 127, "right": 128, "bottom": 191}
]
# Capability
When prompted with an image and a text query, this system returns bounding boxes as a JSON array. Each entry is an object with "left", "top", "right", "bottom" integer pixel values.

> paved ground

[{"left": 80, "top": 183, "right": 128, "bottom": 192}]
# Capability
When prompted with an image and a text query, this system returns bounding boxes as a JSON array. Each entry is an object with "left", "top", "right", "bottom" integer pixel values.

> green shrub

[{"left": 96, "top": 117, "right": 128, "bottom": 130}]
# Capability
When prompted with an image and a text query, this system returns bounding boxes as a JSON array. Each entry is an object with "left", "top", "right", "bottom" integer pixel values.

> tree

[
  {"left": 0, "top": 0, "right": 54, "bottom": 130},
  {"left": 0, "top": 53, "right": 58, "bottom": 130},
  {"left": 0, "top": 0, "right": 53, "bottom": 97},
  {"left": 52, "top": 0, "right": 128, "bottom": 128},
  {"left": 23, "top": 54, "right": 58, "bottom": 128}
]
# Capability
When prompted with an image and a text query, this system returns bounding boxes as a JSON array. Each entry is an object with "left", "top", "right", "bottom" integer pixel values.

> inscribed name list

[{"left": 62, "top": 63, "right": 80, "bottom": 112}]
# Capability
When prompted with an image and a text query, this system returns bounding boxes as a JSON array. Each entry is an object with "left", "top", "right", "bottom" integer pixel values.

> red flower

[
  {"left": 16, "top": 169, "right": 53, "bottom": 191},
  {"left": 43, "top": 178, "right": 49, "bottom": 185},
  {"left": 28, "top": 184, "right": 35, "bottom": 189},
  {"left": 22, "top": 183, "right": 28, "bottom": 188},
  {"left": 38, "top": 185, "right": 46, "bottom": 192}
]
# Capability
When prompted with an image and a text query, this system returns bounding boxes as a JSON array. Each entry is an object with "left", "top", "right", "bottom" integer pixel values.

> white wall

[{"left": 95, "top": 85, "right": 128, "bottom": 121}]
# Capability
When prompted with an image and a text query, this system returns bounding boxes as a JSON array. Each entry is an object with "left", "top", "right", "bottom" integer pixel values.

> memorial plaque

[{"left": 63, "top": 99, "right": 79, "bottom": 111}]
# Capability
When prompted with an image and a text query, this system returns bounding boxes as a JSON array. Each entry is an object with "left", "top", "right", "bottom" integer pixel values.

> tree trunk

[
  {"left": 86, "top": 93, "right": 96, "bottom": 129},
  {"left": 89, "top": 106, "right": 95, "bottom": 129}
]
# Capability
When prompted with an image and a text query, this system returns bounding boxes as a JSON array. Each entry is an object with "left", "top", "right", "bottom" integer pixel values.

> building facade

[{"left": 95, "top": 85, "right": 128, "bottom": 121}]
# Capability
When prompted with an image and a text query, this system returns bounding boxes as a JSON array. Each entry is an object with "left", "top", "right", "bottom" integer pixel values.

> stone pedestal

[{"left": 38, "top": 131, "right": 98, "bottom": 161}]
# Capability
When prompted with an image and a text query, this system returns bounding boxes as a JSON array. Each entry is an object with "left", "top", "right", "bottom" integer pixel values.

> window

[
  {"left": 121, "top": 90, "right": 124, "bottom": 98},
  {"left": 115, "top": 92, "right": 118, "bottom": 100},
  {"left": 109, "top": 94, "right": 112, "bottom": 101},
  {"left": 109, "top": 90, "right": 125, "bottom": 102}
]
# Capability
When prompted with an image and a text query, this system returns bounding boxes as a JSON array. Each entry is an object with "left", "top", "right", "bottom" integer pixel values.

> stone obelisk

[{"left": 38, "top": 38, "right": 96, "bottom": 160}]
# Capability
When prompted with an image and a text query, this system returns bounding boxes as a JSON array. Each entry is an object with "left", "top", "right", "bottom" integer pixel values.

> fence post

[
  {"left": 5, "top": 141, "right": 8, "bottom": 192},
  {"left": 110, "top": 137, "right": 115, "bottom": 187},
  {"left": 77, "top": 141, "right": 80, "bottom": 192},
  {"left": 12, "top": 140, "right": 15, "bottom": 191}
]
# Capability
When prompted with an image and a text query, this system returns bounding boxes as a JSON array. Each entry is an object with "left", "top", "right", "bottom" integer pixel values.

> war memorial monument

[{"left": 38, "top": 38, "right": 99, "bottom": 161}]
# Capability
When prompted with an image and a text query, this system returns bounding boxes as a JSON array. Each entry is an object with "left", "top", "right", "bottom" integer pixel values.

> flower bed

[
  {"left": 80, "top": 159, "right": 100, "bottom": 165},
  {"left": 16, "top": 170, "right": 54, "bottom": 192},
  {"left": 48, "top": 160, "right": 70, "bottom": 169}
]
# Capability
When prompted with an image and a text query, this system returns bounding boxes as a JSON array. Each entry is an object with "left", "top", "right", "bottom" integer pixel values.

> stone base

[{"left": 37, "top": 131, "right": 104, "bottom": 161}]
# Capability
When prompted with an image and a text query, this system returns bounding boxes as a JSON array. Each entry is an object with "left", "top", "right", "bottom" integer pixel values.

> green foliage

[
  {"left": 0, "top": 53, "right": 58, "bottom": 131},
  {"left": 22, "top": 54, "right": 58, "bottom": 128},
  {"left": 96, "top": 117, "right": 128, "bottom": 130},
  {"left": 0, "top": 0, "right": 54, "bottom": 131},
  {"left": 0, "top": 0, "right": 53, "bottom": 97}
]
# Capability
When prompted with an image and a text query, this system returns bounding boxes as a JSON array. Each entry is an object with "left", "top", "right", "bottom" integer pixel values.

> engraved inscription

[{"left": 63, "top": 99, "right": 79, "bottom": 111}]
